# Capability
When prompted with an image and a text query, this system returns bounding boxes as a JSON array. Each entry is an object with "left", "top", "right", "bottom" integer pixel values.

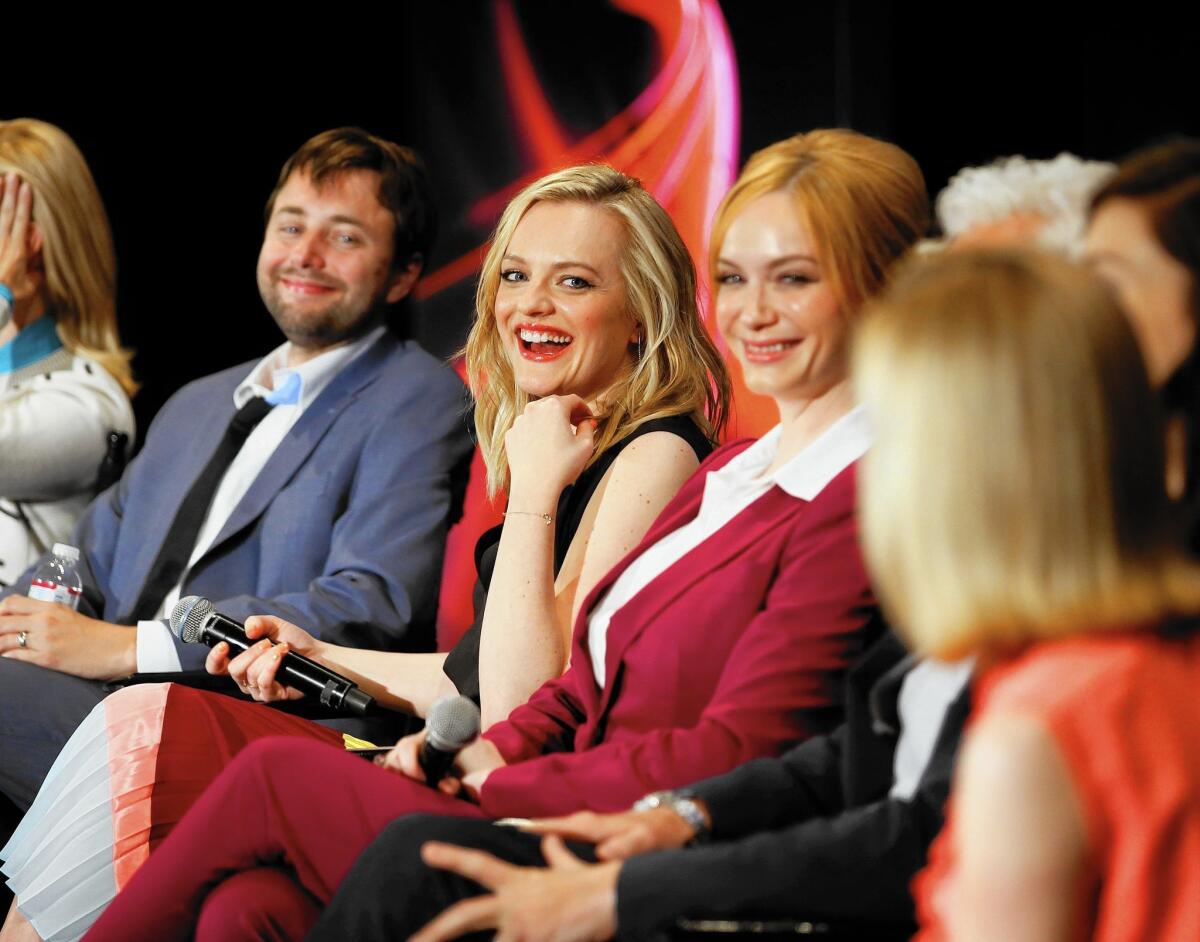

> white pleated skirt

[{"left": 2, "top": 699, "right": 122, "bottom": 942}]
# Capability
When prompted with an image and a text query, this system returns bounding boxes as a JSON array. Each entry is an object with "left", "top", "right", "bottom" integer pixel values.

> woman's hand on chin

[{"left": 505, "top": 395, "right": 599, "bottom": 507}]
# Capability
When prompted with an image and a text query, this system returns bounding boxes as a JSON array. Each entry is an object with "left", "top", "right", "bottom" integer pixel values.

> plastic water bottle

[{"left": 28, "top": 543, "right": 83, "bottom": 610}]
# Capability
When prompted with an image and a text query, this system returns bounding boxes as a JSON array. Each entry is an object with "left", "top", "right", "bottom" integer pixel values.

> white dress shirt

[
  {"left": 586, "top": 406, "right": 872, "bottom": 688},
  {"left": 888, "top": 656, "right": 974, "bottom": 800},
  {"left": 135, "top": 327, "right": 386, "bottom": 672}
]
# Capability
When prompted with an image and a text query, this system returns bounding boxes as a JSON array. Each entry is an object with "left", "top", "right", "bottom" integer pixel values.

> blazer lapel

[
  {"left": 593, "top": 486, "right": 808, "bottom": 723},
  {"left": 192, "top": 335, "right": 394, "bottom": 566},
  {"left": 564, "top": 439, "right": 762, "bottom": 705},
  {"left": 845, "top": 632, "right": 925, "bottom": 805},
  {"left": 565, "top": 464, "right": 709, "bottom": 677},
  {"left": 567, "top": 439, "right": 757, "bottom": 646}
]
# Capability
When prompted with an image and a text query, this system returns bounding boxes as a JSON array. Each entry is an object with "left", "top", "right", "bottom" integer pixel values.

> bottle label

[{"left": 29, "top": 579, "right": 83, "bottom": 610}]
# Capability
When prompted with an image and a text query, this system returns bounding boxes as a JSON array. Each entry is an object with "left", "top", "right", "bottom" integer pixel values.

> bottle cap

[{"left": 52, "top": 543, "right": 81, "bottom": 563}]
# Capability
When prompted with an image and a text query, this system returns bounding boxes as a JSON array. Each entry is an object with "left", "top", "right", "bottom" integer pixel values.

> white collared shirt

[
  {"left": 585, "top": 406, "right": 872, "bottom": 688},
  {"left": 135, "top": 326, "right": 386, "bottom": 672},
  {"left": 889, "top": 657, "right": 974, "bottom": 800}
]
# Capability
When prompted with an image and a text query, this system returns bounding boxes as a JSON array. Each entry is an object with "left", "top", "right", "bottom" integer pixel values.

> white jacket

[{"left": 0, "top": 347, "right": 135, "bottom": 587}]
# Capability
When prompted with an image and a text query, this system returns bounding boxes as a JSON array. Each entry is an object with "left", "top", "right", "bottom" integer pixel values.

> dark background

[{"left": 7, "top": 1, "right": 1196, "bottom": 439}]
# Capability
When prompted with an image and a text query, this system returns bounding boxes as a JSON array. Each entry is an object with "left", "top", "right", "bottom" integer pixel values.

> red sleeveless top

[{"left": 915, "top": 628, "right": 1200, "bottom": 941}]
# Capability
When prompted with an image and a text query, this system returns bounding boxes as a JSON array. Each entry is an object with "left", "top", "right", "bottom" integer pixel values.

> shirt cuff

[{"left": 136, "top": 619, "right": 184, "bottom": 673}]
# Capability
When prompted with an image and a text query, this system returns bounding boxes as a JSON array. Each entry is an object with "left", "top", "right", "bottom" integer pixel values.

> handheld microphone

[
  {"left": 169, "top": 596, "right": 375, "bottom": 716},
  {"left": 419, "top": 695, "right": 481, "bottom": 784}
]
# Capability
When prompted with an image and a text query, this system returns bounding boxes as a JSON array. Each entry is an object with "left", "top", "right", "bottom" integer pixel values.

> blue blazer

[{"left": 14, "top": 332, "right": 472, "bottom": 670}]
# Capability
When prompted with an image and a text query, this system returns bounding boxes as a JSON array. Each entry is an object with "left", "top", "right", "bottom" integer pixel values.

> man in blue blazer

[{"left": 0, "top": 128, "right": 472, "bottom": 810}]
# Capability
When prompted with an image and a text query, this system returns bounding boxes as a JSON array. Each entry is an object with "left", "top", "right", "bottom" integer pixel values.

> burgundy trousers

[{"left": 83, "top": 736, "right": 487, "bottom": 942}]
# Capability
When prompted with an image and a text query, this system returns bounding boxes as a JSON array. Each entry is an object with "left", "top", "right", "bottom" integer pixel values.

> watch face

[
  {"left": 633, "top": 791, "right": 669, "bottom": 812},
  {"left": 634, "top": 790, "right": 706, "bottom": 840}
]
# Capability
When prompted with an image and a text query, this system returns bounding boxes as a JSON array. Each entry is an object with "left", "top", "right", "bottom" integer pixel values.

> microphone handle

[
  {"left": 201, "top": 613, "right": 347, "bottom": 684},
  {"left": 200, "top": 617, "right": 374, "bottom": 716},
  {"left": 418, "top": 739, "right": 459, "bottom": 785}
]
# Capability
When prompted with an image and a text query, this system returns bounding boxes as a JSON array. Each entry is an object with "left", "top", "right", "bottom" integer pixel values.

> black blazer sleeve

[
  {"left": 616, "top": 688, "right": 969, "bottom": 935},
  {"left": 690, "top": 723, "right": 850, "bottom": 840}
]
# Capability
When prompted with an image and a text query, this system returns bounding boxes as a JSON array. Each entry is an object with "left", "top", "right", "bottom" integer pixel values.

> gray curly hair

[{"left": 936, "top": 153, "right": 1115, "bottom": 255}]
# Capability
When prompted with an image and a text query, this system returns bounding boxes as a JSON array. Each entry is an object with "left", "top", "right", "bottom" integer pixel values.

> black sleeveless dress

[{"left": 442, "top": 414, "right": 712, "bottom": 704}]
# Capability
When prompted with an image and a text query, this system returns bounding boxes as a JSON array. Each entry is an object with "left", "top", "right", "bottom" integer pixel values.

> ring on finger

[{"left": 17, "top": 631, "right": 28, "bottom": 649}]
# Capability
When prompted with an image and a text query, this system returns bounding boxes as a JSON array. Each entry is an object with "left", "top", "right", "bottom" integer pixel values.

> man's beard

[{"left": 259, "top": 279, "right": 388, "bottom": 350}]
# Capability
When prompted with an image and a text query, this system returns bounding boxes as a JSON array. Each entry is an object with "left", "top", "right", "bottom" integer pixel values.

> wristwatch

[{"left": 632, "top": 789, "right": 711, "bottom": 844}]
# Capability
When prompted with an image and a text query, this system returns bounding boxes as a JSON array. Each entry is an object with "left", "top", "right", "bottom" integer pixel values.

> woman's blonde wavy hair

[
  {"left": 0, "top": 119, "right": 136, "bottom": 396},
  {"left": 466, "top": 164, "right": 730, "bottom": 498},
  {"left": 855, "top": 249, "right": 1200, "bottom": 661}
]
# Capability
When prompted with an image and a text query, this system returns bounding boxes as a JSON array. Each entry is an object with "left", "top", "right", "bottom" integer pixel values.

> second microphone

[{"left": 169, "top": 596, "right": 375, "bottom": 716}]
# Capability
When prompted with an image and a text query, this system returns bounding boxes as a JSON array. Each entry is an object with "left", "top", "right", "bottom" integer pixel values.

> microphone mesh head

[
  {"left": 169, "top": 596, "right": 213, "bottom": 644},
  {"left": 426, "top": 695, "right": 482, "bottom": 751}
]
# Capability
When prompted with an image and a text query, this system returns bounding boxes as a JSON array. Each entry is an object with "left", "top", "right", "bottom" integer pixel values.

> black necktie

[{"left": 128, "top": 396, "right": 273, "bottom": 622}]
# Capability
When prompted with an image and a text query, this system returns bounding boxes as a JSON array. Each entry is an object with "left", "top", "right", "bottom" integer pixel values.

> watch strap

[{"left": 632, "top": 789, "right": 710, "bottom": 843}]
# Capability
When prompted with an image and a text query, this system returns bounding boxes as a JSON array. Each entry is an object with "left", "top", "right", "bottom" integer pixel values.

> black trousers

[
  {"left": 306, "top": 816, "right": 596, "bottom": 942},
  {"left": 305, "top": 815, "right": 912, "bottom": 942}
]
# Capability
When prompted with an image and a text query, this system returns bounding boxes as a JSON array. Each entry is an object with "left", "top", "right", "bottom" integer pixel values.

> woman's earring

[{"left": 636, "top": 333, "right": 643, "bottom": 361}]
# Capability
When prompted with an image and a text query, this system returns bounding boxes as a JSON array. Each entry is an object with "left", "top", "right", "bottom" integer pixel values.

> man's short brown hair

[{"left": 266, "top": 127, "right": 437, "bottom": 274}]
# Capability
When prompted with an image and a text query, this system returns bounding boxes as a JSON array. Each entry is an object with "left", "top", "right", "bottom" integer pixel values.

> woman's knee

[
  {"left": 350, "top": 815, "right": 543, "bottom": 897},
  {"left": 195, "top": 867, "right": 320, "bottom": 942}
]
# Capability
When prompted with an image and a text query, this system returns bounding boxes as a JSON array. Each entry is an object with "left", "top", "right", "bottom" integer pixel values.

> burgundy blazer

[{"left": 479, "top": 439, "right": 879, "bottom": 818}]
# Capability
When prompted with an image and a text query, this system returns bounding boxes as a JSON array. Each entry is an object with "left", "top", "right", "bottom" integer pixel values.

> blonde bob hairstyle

[
  {"left": 0, "top": 119, "right": 136, "bottom": 396},
  {"left": 855, "top": 249, "right": 1200, "bottom": 661},
  {"left": 709, "top": 129, "right": 929, "bottom": 314},
  {"left": 466, "top": 164, "right": 731, "bottom": 498}
]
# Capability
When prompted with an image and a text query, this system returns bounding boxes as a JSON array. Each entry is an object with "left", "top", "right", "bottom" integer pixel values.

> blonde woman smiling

[{"left": 1, "top": 165, "right": 726, "bottom": 942}]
